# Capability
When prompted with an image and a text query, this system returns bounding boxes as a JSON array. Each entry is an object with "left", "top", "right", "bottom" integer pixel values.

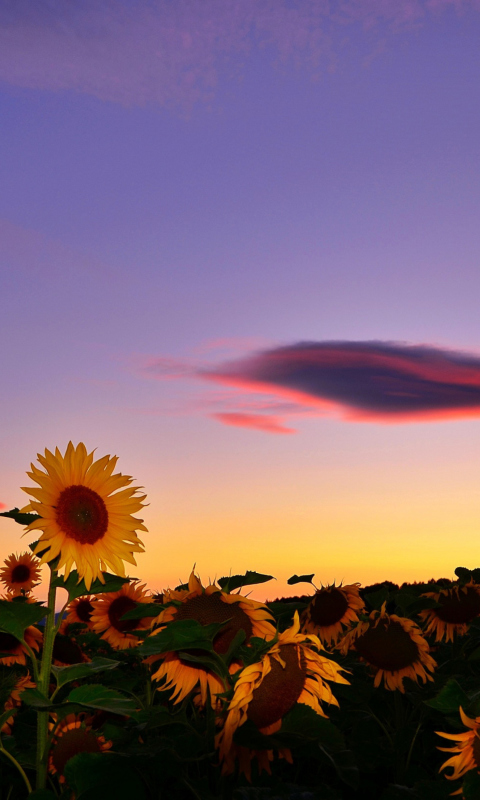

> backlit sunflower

[
  {"left": 0, "top": 625, "right": 42, "bottom": 666},
  {"left": 0, "top": 552, "right": 41, "bottom": 596},
  {"left": 48, "top": 713, "right": 112, "bottom": 783},
  {"left": 436, "top": 706, "right": 480, "bottom": 795},
  {"left": 52, "top": 633, "right": 90, "bottom": 666},
  {"left": 301, "top": 582, "right": 365, "bottom": 645},
  {"left": 216, "top": 611, "right": 349, "bottom": 780},
  {"left": 1, "top": 672, "right": 36, "bottom": 734},
  {"left": 90, "top": 581, "right": 151, "bottom": 649},
  {"left": 65, "top": 595, "right": 95, "bottom": 627},
  {"left": 419, "top": 581, "right": 480, "bottom": 643},
  {"left": 150, "top": 570, "right": 277, "bottom": 707},
  {"left": 337, "top": 603, "right": 436, "bottom": 692},
  {"left": 21, "top": 442, "right": 147, "bottom": 589}
]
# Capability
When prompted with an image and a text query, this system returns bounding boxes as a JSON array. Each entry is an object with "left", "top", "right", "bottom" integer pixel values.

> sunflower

[
  {"left": 419, "top": 581, "right": 480, "bottom": 643},
  {"left": 436, "top": 706, "right": 480, "bottom": 795},
  {"left": 0, "top": 552, "right": 42, "bottom": 596},
  {"left": 52, "top": 633, "right": 90, "bottom": 666},
  {"left": 216, "top": 611, "right": 349, "bottom": 780},
  {"left": 90, "top": 581, "right": 151, "bottom": 649},
  {"left": 48, "top": 713, "right": 112, "bottom": 783},
  {"left": 20, "top": 442, "right": 147, "bottom": 589},
  {"left": 1, "top": 672, "right": 36, "bottom": 734},
  {"left": 149, "top": 570, "right": 277, "bottom": 707},
  {"left": 301, "top": 582, "right": 365, "bottom": 645},
  {"left": 337, "top": 603, "right": 436, "bottom": 692},
  {"left": 65, "top": 595, "right": 95, "bottom": 627},
  {"left": 0, "top": 626, "right": 42, "bottom": 666}
]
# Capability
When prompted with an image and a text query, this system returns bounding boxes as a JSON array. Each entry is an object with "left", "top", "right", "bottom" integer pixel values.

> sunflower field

[{"left": 2, "top": 445, "right": 480, "bottom": 799}]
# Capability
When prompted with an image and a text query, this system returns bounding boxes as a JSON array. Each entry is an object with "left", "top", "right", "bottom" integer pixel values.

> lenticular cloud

[{"left": 201, "top": 341, "right": 480, "bottom": 423}]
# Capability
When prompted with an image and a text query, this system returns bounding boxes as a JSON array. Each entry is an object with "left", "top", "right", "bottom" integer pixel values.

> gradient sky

[{"left": 2, "top": 0, "right": 480, "bottom": 603}]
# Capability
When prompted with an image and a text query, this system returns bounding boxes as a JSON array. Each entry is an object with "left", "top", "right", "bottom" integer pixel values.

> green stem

[
  {"left": 0, "top": 739, "right": 33, "bottom": 795},
  {"left": 21, "top": 640, "right": 39, "bottom": 684},
  {"left": 35, "top": 566, "right": 58, "bottom": 790}
]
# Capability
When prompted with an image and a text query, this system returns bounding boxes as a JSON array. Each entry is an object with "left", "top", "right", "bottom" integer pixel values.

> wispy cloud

[
  {"left": 0, "top": 1, "right": 476, "bottom": 110},
  {"left": 0, "top": 502, "right": 6, "bottom": 511},
  {"left": 212, "top": 412, "right": 295, "bottom": 434}
]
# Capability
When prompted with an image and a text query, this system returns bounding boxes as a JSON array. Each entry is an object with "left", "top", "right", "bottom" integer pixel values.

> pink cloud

[
  {"left": 0, "top": 502, "right": 7, "bottom": 511},
  {"left": 212, "top": 412, "right": 295, "bottom": 434}
]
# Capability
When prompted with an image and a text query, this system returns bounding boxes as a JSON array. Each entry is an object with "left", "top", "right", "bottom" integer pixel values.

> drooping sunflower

[
  {"left": 149, "top": 570, "right": 277, "bottom": 707},
  {"left": 65, "top": 595, "right": 95, "bottom": 627},
  {"left": 90, "top": 581, "right": 152, "bottom": 649},
  {"left": 1, "top": 672, "right": 36, "bottom": 734},
  {"left": 216, "top": 611, "right": 350, "bottom": 780},
  {"left": 21, "top": 442, "right": 147, "bottom": 589},
  {"left": 436, "top": 706, "right": 480, "bottom": 795},
  {"left": 48, "top": 713, "right": 112, "bottom": 783},
  {"left": 301, "top": 582, "right": 365, "bottom": 645},
  {"left": 419, "top": 581, "right": 480, "bottom": 643},
  {"left": 337, "top": 603, "right": 436, "bottom": 692},
  {"left": 0, "top": 625, "right": 42, "bottom": 666},
  {"left": 0, "top": 552, "right": 42, "bottom": 596}
]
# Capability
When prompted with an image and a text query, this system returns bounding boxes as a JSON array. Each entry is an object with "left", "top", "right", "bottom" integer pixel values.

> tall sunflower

[
  {"left": 436, "top": 706, "right": 480, "bottom": 794},
  {"left": 216, "top": 611, "right": 349, "bottom": 780},
  {"left": 419, "top": 581, "right": 480, "bottom": 643},
  {"left": 0, "top": 552, "right": 42, "bottom": 595},
  {"left": 90, "top": 581, "right": 152, "bottom": 649},
  {"left": 48, "top": 713, "right": 112, "bottom": 783},
  {"left": 0, "top": 626, "right": 42, "bottom": 666},
  {"left": 337, "top": 603, "right": 436, "bottom": 692},
  {"left": 301, "top": 582, "right": 365, "bottom": 645},
  {"left": 21, "top": 442, "right": 147, "bottom": 589},
  {"left": 149, "top": 570, "right": 277, "bottom": 707}
]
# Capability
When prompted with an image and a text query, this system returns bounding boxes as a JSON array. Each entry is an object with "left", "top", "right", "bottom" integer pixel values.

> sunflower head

[
  {"left": 0, "top": 625, "right": 42, "bottom": 666},
  {"left": 1, "top": 673, "right": 36, "bottom": 734},
  {"left": 301, "top": 582, "right": 365, "bottom": 645},
  {"left": 65, "top": 595, "right": 95, "bottom": 627},
  {"left": 90, "top": 581, "right": 152, "bottom": 649},
  {"left": 21, "top": 442, "right": 147, "bottom": 589},
  {"left": 48, "top": 713, "right": 112, "bottom": 782},
  {"left": 338, "top": 603, "right": 436, "bottom": 692},
  {"left": 0, "top": 552, "right": 41, "bottom": 595},
  {"left": 436, "top": 706, "right": 480, "bottom": 793},
  {"left": 419, "top": 582, "right": 480, "bottom": 643}
]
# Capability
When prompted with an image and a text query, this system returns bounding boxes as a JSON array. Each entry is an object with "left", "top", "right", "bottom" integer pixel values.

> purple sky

[{"left": 2, "top": 1, "right": 480, "bottom": 594}]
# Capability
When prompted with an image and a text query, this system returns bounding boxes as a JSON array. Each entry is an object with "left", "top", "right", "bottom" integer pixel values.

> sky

[{"left": 2, "top": 0, "right": 480, "bottom": 603}]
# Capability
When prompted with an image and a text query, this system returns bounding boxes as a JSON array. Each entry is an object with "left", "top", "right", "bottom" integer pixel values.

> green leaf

[
  {"left": 287, "top": 574, "right": 315, "bottom": 585},
  {"left": 276, "top": 704, "right": 345, "bottom": 751},
  {"left": 424, "top": 678, "right": 469, "bottom": 714},
  {"left": 52, "top": 657, "right": 122, "bottom": 689},
  {"left": 0, "top": 599, "right": 48, "bottom": 640},
  {"left": 0, "top": 507, "right": 41, "bottom": 526},
  {"left": 217, "top": 571, "right": 274, "bottom": 593},
  {"left": 120, "top": 602, "right": 164, "bottom": 620},
  {"left": 53, "top": 571, "right": 132, "bottom": 601},
  {"left": 66, "top": 684, "right": 138, "bottom": 716},
  {"left": 471, "top": 568, "right": 480, "bottom": 583},
  {"left": 0, "top": 707, "right": 17, "bottom": 730},
  {"left": 318, "top": 747, "right": 359, "bottom": 790},
  {"left": 455, "top": 567, "right": 472, "bottom": 585},
  {"left": 21, "top": 688, "right": 52, "bottom": 708},
  {"left": 136, "top": 618, "right": 225, "bottom": 657},
  {"left": 64, "top": 752, "right": 148, "bottom": 800},
  {"left": 364, "top": 587, "right": 390, "bottom": 611}
]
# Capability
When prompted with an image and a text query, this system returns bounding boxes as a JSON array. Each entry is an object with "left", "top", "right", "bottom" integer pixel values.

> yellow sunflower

[
  {"left": 436, "top": 706, "right": 480, "bottom": 795},
  {"left": 0, "top": 625, "right": 42, "bottom": 666},
  {"left": 48, "top": 713, "right": 112, "bottom": 783},
  {"left": 337, "top": 603, "right": 436, "bottom": 692},
  {"left": 90, "top": 581, "right": 152, "bottom": 649},
  {"left": 216, "top": 611, "right": 349, "bottom": 780},
  {"left": 301, "top": 582, "right": 365, "bottom": 645},
  {"left": 149, "top": 570, "right": 277, "bottom": 707},
  {"left": 1, "top": 672, "right": 36, "bottom": 734},
  {"left": 0, "top": 552, "right": 41, "bottom": 595},
  {"left": 21, "top": 442, "right": 147, "bottom": 589},
  {"left": 419, "top": 581, "right": 480, "bottom": 643},
  {"left": 65, "top": 595, "right": 95, "bottom": 627}
]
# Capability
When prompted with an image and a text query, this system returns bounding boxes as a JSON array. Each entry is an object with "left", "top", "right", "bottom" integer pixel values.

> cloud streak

[{"left": 212, "top": 412, "right": 295, "bottom": 434}]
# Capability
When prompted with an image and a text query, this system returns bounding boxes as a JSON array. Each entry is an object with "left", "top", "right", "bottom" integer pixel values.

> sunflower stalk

[{"left": 35, "top": 564, "right": 58, "bottom": 790}]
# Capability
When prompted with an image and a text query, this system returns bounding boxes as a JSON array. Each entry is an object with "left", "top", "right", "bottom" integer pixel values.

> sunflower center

[
  {"left": 107, "top": 596, "right": 138, "bottom": 633},
  {"left": 51, "top": 728, "right": 102, "bottom": 775},
  {"left": 435, "top": 587, "right": 480, "bottom": 624},
  {"left": 53, "top": 634, "right": 85, "bottom": 665},
  {"left": 0, "top": 632, "right": 20, "bottom": 654},
  {"left": 310, "top": 588, "right": 349, "bottom": 627},
  {"left": 247, "top": 644, "right": 306, "bottom": 730},
  {"left": 75, "top": 599, "right": 94, "bottom": 623},
  {"left": 56, "top": 485, "right": 108, "bottom": 544},
  {"left": 11, "top": 564, "right": 31, "bottom": 584},
  {"left": 354, "top": 618, "right": 420, "bottom": 672},
  {"left": 174, "top": 592, "right": 253, "bottom": 654}
]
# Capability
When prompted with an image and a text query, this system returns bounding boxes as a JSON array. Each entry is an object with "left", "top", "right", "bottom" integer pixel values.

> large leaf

[
  {"left": 120, "top": 602, "right": 164, "bottom": 620},
  {"left": 363, "top": 587, "right": 390, "bottom": 611},
  {"left": 0, "top": 507, "right": 40, "bottom": 526},
  {"left": 53, "top": 570, "right": 132, "bottom": 601},
  {"left": 0, "top": 599, "right": 49, "bottom": 640},
  {"left": 217, "top": 571, "right": 274, "bottom": 593},
  {"left": 424, "top": 678, "right": 469, "bottom": 714},
  {"left": 21, "top": 688, "right": 52, "bottom": 708},
  {"left": 136, "top": 618, "right": 225, "bottom": 657},
  {"left": 287, "top": 574, "right": 315, "bottom": 585},
  {"left": 276, "top": 704, "right": 345, "bottom": 751},
  {"left": 66, "top": 684, "right": 138, "bottom": 716},
  {"left": 64, "top": 752, "right": 147, "bottom": 800},
  {"left": 52, "top": 657, "right": 121, "bottom": 689}
]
